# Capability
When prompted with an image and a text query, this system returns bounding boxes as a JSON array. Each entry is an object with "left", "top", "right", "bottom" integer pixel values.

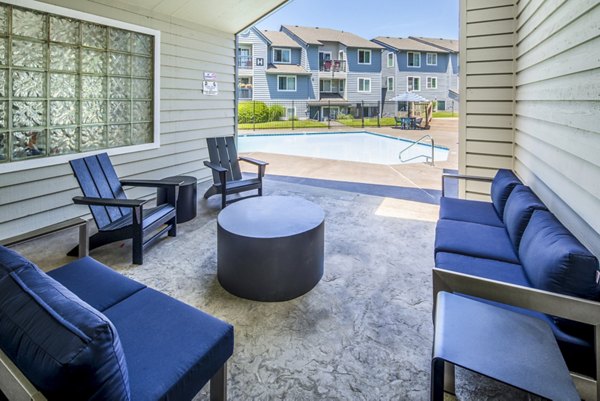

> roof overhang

[{"left": 89, "top": 0, "right": 290, "bottom": 34}]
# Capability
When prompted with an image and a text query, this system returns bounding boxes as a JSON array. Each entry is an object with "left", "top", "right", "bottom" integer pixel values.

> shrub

[
  {"left": 268, "top": 105, "right": 286, "bottom": 121},
  {"left": 238, "top": 101, "right": 270, "bottom": 123},
  {"left": 336, "top": 113, "right": 353, "bottom": 120}
]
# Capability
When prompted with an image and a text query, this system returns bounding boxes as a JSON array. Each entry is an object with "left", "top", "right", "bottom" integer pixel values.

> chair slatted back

[
  {"left": 206, "top": 137, "right": 242, "bottom": 183},
  {"left": 70, "top": 153, "right": 130, "bottom": 230}
]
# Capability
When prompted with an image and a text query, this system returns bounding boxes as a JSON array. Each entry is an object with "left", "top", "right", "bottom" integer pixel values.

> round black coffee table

[
  {"left": 217, "top": 196, "right": 325, "bottom": 302},
  {"left": 157, "top": 175, "right": 197, "bottom": 223}
]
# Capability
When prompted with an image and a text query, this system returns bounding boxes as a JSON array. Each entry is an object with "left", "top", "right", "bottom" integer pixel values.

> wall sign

[
  {"left": 203, "top": 81, "right": 218, "bottom": 96},
  {"left": 255, "top": 58, "right": 264, "bottom": 67},
  {"left": 204, "top": 72, "right": 217, "bottom": 80}
]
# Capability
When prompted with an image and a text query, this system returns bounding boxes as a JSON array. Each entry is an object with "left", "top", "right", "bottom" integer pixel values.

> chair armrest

[
  {"left": 203, "top": 161, "right": 228, "bottom": 173},
  {"left": 441, "top": 174, "right": 494, "bottom": 197},
  {"left": 120, "top": 179, "right": 183, "bottom": 188},
  {"left": 432, "top": 267, "right": 600, "bottom": 325},
  {"left": 73, "top": 196, "right": 149, "bottom": 208},
  {"left": 239, "top": 156, "right": 268, "bottom": 167}
]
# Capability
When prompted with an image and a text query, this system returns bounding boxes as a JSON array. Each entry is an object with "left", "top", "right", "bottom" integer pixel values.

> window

[
  {"left": 358, "top": 49, "right": 371, "bottom": 64},
  {"left": 286, "top": 107, "right": 296, "bottom": 120},
  {"left": 407, "top": 51, "right": 421, "bottom": 67},
  {"left": 320, "top": 79, "right": 332, "bottom": 92},
  {"left": 387, "top": 76, "right": 394, "bottom": 91},
  {"left": 273, "top": 48, "right": 291, "bottom": 63},
  {"left": 277, "top": 75, "right": 296, "bottom": 91},
  {"left": 437, "top": 100, "right": 446, "bottom": 111},
  {"left": 426, "top": 77, "right": 438, "bottom": 89},
  {"left": 426, "top": 53, "right": 438, "bottom": 66},
  {"left": 238, "top": 77, "right": 252, "bottom": 99},
  {"left": 407, "top": 76, "right": 421, "bottom": 92},
  {"left": 387, "top": 52, "right": 394, "bottom": 68},
  {"left": 0, "top": 1, "right": 158, "bottom": 170},
  {"left": 357, "top": 78, "right": 371, "bottom": 92}
]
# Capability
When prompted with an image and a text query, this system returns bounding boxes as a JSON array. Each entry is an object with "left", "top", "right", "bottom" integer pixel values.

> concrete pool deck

[{"left": 239, "top": 118, "right": 459, "bottom": 221}]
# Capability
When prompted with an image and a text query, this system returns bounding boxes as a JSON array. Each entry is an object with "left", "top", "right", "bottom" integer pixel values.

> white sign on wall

[{"left": 203, "top": 80, "right": 218, "bottom": 95}]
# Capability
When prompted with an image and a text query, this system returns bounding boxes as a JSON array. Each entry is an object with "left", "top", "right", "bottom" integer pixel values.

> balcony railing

[
  {"left": 239, "top": 88, "right": 252, "bottom": 99},
  {"left": 319, "top": 59, "right": 346, "bottom": 72},
  {"left": 237, "top": 55, "right": 252, "bottom": 69}
]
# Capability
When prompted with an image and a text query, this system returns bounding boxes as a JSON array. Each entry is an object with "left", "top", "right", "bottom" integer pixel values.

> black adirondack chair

[
  {"left": 68, "top": 153, "right": 181, "bottom": 265},
  {"left": 203, "top": 136, "right": 268, "bottom": 208}
]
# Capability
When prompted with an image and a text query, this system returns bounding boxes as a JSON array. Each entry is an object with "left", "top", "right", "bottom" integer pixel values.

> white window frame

[
  {"left": 387, "top": 52, "right": 395, "bottom": 68},
  {"left": 277, "top": 75, "right": 297, "bottom": 92},
  {"left": 407, "top": 76, "right": 421, "bottom": 92},
  {"left": 273, "top": 48, "right": 291, "bottom": 64},
  {"left": 407, "top": 51, "right": 421, "bottom": 68},
  {"left": 0, "top": 0, "right": 161, "bottom": 174},
  {"left": 426, "top": 76, "right": 438, "bottom": 89},
  {"left": 285, "top": 107, "right": 296, "bottom": 120},
  {"left": 387, "top": 76, "right": 395, "bottom": 91},
  {"left": 320, "top": 79, "right": 332, "bottom": 93},
  {"left": 426, "top": 52, "right": 438, "bottom": 66},
  {"left": 357, "top": 77, "right": 371, "bottom": 93},
  {"left": 358, "top": 49, "right": 372, "bottom": 65}
]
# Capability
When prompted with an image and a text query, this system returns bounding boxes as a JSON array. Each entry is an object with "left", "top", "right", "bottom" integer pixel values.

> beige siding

[
  {"left": 0, "top": 0, "right": 235, "bottom": 240},
  {"left": 460, "top": 0, "right": 516, "bottom": 199},
  {"left": 514, "top": 0, "right": 600, "bottom": 256}
]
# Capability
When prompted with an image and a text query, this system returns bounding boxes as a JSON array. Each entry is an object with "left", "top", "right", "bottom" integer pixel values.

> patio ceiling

[{"left": 91, "top": 0, "right": 290, "bottom": 33}]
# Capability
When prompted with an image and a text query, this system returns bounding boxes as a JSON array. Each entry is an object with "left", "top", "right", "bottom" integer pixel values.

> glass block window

[{"left": 0, "top": 2, "right": 155, "bottom": 164}]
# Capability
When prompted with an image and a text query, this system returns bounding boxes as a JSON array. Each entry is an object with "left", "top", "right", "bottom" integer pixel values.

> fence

[{"left": 237, "top": 99, "right": 441, "bottom": 130}]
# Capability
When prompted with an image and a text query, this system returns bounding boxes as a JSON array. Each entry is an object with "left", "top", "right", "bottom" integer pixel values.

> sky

[{"left": 256, "top": 0, "right": 459, "bottom": 40}]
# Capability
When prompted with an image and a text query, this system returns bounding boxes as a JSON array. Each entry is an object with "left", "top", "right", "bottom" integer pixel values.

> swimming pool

[{"left": 238, "top": 132, "right": 449, "bottom": 165}]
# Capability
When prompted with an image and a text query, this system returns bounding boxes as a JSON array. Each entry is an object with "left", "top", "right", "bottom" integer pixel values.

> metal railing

[
  {"left": 319, "top": 59, "right": 346, "bottom": 72},
  {"left": 399, "top": 134, "right": 435, "bottom": 166},
  {"left": 237, "top": 56, "right": 252, "bottom": 69}
]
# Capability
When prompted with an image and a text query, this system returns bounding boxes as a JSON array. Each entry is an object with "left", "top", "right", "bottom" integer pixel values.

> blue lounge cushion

[
  {"left": 435, "top": 252, "right": 529, "bottom": 286},
  {"left": 0, "top": 245, "right": 34, "bottom": 277},
  {"left": 104, "top": 288, "right": 234, "bottom": 401},
  {"left": 503, "top": 185, "right": 547, "bottom": 250},
  {"left": 490, "top": 169, "right": 522, "bottom": 217},
  {"left": 439, "top": 197, "right": 504, "bottom": 227},
  {"left": 0, "top": 265, "right": 130, "bottom": 401},
  {"left": 520, "top": 210, "right": 600, "bottom": 300},
  {"left": 435, "top": 219, "right": 519, "bottom": 264},
  {"left": 48, "top": 256, "right": 146, "bottom": 312}
]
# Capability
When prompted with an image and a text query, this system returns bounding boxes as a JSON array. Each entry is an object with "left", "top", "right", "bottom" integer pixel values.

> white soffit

[{"left": 103, "top": 0, "right": 290, "bottom": 33}]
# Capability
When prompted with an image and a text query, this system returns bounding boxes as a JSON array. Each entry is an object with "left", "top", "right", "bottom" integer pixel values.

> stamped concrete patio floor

[{"left": 14, "top": 119, "right": 539, "bottom": 400}]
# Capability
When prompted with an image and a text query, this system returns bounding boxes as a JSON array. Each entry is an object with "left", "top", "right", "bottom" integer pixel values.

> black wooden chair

[
  {"left": 68, "top": 153, "right": 181, "bottom": 265},
  {"left": 203, "top": 136, "right": 268, "bottom": 208}
]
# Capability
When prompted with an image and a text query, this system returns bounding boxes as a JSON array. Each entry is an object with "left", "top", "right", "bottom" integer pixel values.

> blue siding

[
  {"left": 398, "top": 51, "right": 448, "bottom": 73},
  {"left": 346, "top": 48, "right": 381, "bottom": 73},
  {"left": 450, "top": 53, "right": 459, "bottom": 74},
  {"left": 268, "top": 47, "right": 301, "bottom": 65},
  {"left": 267, "top": 74, "right": 312, "bottom": 99},
  {"left": 307, "top": 46, "right": 319, "bottom": 71}
]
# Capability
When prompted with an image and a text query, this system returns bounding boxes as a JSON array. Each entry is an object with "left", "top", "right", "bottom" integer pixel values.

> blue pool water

[{"left": 238, "top": 132, "right": 449, "bottom": 165}]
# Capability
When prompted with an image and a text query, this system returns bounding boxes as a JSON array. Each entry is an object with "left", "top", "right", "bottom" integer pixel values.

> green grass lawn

[
  {"left": 336, "top": 117, "right": 398, "bottom": 127},
  {"left": 238, "top": 120, "right": 328, "bottom": 129},
  {"left": 432, "top": 111, "right": 458, "bottom": 118}
]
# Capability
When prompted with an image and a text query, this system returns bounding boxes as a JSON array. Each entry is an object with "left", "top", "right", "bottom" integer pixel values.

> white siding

[
  {"left": 459, "top": 0, "right": 516, "bottom": 199},
  {"left": 238, "top": 29, "right": 268, "bottom": 100},
  {"left": 0, "top": 0, "right": 236, "bottom": 240},
  {"left": 514, "top": 0, "right": 600, "bottom": 256}
]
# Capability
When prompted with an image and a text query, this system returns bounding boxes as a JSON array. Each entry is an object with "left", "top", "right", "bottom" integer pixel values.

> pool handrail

[{"left": 399, "top": 134, "right": 435, "bottom": 166}]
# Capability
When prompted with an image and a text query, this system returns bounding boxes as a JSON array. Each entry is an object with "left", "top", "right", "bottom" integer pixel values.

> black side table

[{"left": 157, "top": 175, "right": 197, "bottom": 223}]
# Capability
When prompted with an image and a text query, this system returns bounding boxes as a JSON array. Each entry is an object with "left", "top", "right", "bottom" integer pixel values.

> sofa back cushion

[
  {"left": 503, "top": 185, "right": 546, "bottom": 250},
  {"left": 520, "top": 210, "right": 600, "bottom": 300},
  {"left": 0, "top": 245, "right": 35, "bottom": 277},
  {"left": 491, "top": 169, "right": 522, "bottom": 217},
  {"left": 0, "top": 264, "right": 131, "bottom": 400}
]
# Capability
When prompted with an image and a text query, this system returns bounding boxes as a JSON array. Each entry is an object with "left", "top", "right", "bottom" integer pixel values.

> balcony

[
  {"left": 319, "top": 59, "right": 346, "bottom": 72},
  {"left": 238, "top": 88, "right": 252, "bottom": 100},
  {"left": 237, "top": 55, "right": 253, "bottom": 69}
]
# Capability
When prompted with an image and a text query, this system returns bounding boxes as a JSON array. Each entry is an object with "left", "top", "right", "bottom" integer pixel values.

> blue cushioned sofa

[
  {"left": 434, "top": 169, "right": 600, "bottom": 399},
  {"left": 0, "top": 246, "right": 233, "bottom": 401}
]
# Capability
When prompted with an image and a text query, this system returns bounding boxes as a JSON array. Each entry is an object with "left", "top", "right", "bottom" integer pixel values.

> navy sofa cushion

[
  {"left": 439, "top": 197, "right": 504, "bottom": 227},
  {"left": 435, "top": 252, "right": 529, "bottom": 286},
  {"left": 490, "top": 169, "right": 522, "bottom": 217},
  {"left": 0, "top": 266, "right": 130, "bottom": 401},
  {"left": 104, "top": 288, "right": 234, "bottom": 401},
  {"left": 435, "top": 219, "right": 519, "bottom": 264},
  {"left": 520, "top": 210, "right": 600, "bottom": 300},
  {"left": 503, "top": 185, "right": 547, "bottom": 250},
  {"left": 48, "top": 256, "right": 146, "bottom": 312},
  {"left": 0, "top": 245, "right": 34, "bottom": 277}
]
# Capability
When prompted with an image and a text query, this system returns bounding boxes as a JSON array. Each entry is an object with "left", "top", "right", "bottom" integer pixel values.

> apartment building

[{"left": 372, "top": 36, "right": 459, "bottom": 115}]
